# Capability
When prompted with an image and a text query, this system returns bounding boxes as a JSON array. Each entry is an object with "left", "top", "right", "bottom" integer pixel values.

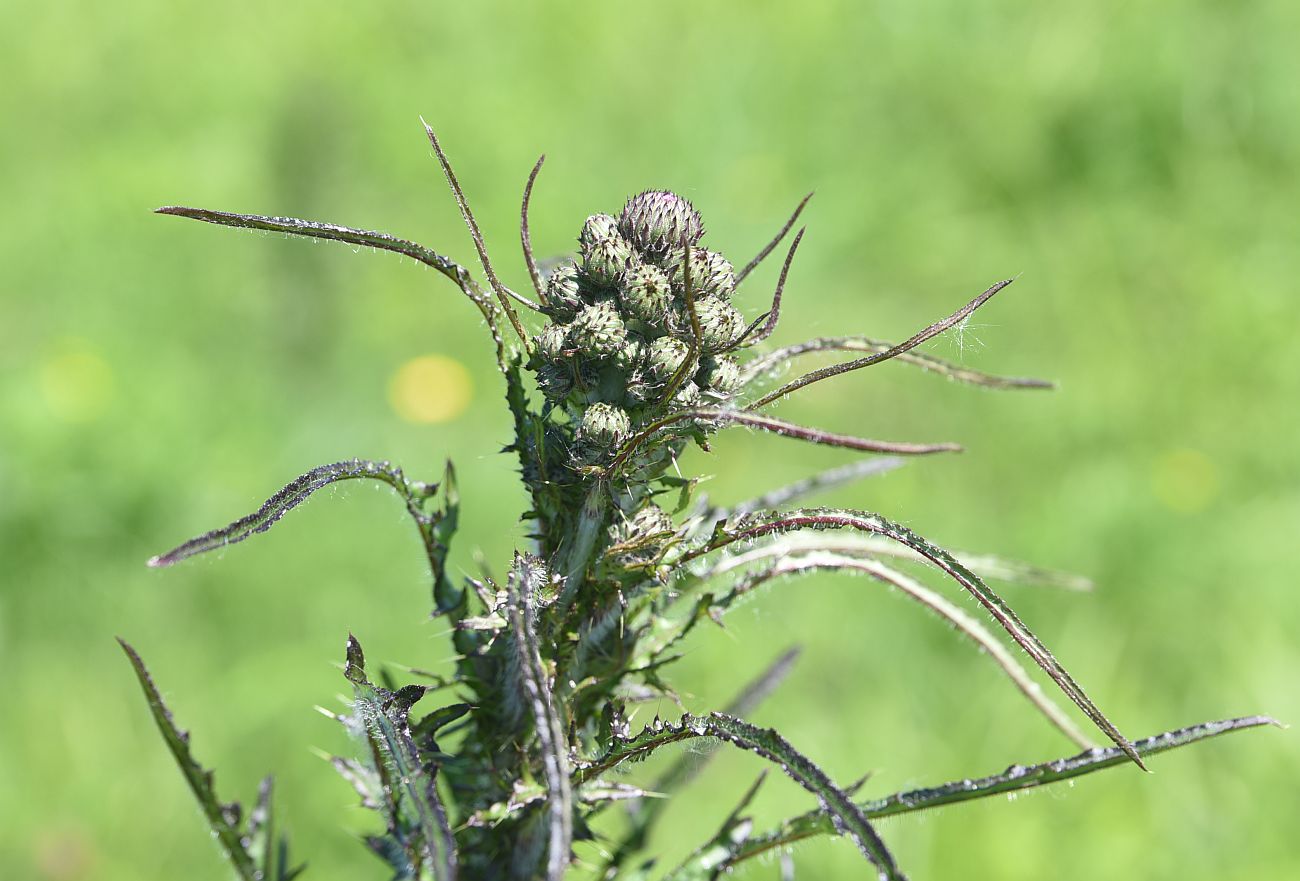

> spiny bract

[{"left": 123, "top": 126, "right": 1272, "bottom": 881}]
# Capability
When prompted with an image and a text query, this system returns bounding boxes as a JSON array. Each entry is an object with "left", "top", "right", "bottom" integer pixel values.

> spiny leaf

[
  {"left": 597, "top": 649, "right": 801, "bottom": 877},
  {"left": 118, "top": 639, "right": 301, "bottom": 881},
  {"left": 688, "top": 552, "right": 1092, "bottom": 748},
  {"left": 575, "top": 713, "right": 903, "bottom": 881},
  {"left": 148, "top": 459, "right": 432, "bottom": 567},
  {"left": 695, "top": 458, "right": 905, "bottom": 526},
  {"left": 149, "top": 459, "right": 463, "bottom": 617},
  {"left": 699, "top": 532, "right": 1092, "bottom": 592},
  {"left": 464, "top": 781, "right": 655, "bottom": 829},
  {"left": 154, "top": 204, "right": 513, "bottom": 373},
  {"left": 747, "top": 278, "right": 1015, "bottom": 409},
  {"left": 343, "top": 636, "right": 457, "bottom": 881},
  {"left": 155, "top": 205, "right": 498, "bottom": 319},
  {"left": 721, "top": 716, "right": 1280, "bottom": 870},
  {"left": 605, "top": 408, "right": 958, "bottom": 477},
  {"left": 412, "top": 702, "right": 472, "bottom": 745},
  {"left": 681, "top": 508, "right": 1145, "bottom": 768},
  {"left": 557, "top": 482, "right": 610, "bottom": 596},
  {"left": 740, "top": 334, "right": 1053, "bottom": 390},
  {"left": 506, "top": 554, "right": 573, "bottom": 881}
]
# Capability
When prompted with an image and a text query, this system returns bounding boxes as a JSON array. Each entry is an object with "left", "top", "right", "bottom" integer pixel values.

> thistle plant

[{"left": 121, "top": 124, "right": 1276, "bottom": 881}]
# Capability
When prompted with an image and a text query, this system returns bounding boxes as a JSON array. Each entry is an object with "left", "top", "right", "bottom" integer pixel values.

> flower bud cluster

[{"left": 531, "top": 192, "right": 747, "bottom": 469}]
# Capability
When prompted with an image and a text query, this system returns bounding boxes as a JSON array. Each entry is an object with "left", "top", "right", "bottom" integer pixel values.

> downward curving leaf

[
  {"left": 597, "top": 648, "right": 802, "bottom": 876},
  {"left": 719, "top": 715, "right": 1279, "bottom": 871},
  {"left": 681, "top": 508, "right": 1145, "bottom": 768},
  {"left": 149, "top": 460, "right": 435, "bottom": 567},
  {"left": 148, "top": 459, "right": 462, "bottom": 617},
  {"left": 155, "top": 206, "right": 494, "bottom": 315},
  {"left": 681, "top": 552, "right": 1094, "bottom": 749},
  {"left": 699, "top": 533, "right": 1092, "bottom": 593},
  {"left": 575, "top": 713, "right": 904, "bottom": 881}
]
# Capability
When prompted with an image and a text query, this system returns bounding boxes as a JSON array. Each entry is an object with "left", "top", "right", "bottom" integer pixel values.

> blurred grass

[{"left": 2, "top": 1, "right": 1297, "bottom": 879}]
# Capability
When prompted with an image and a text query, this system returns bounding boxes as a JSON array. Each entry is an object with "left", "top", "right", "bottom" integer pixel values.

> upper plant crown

[{"left": 122, "top": 125, "right": 1274, "bottom": 881}]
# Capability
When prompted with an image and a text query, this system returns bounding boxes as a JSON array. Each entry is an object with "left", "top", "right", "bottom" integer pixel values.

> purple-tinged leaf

[{"left": 747, "top": 278, "right": 1015, "bottom": 409}]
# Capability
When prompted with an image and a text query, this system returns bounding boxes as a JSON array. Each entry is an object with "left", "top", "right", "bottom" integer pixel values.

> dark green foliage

[
  {"left": 342, "top": 636, "right": 457, "bottom": 881},
  {"left": 122, "top": 127, "right": 1275, "bottom": 879},
  {"left": 118, "top": 639, "right": 304, "bottom": 881}
]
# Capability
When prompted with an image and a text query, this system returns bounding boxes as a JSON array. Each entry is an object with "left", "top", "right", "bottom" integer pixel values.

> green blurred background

[{"left": 3, "top": 1, "right": 1297, "bottom": 878}]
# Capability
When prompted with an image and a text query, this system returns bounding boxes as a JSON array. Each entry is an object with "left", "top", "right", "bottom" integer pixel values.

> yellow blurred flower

[
  {"left": 387, "top": 354, "right": 473, "bottom": 424},
  {"left": 40, "top": 343, "right": 115, "bottom": 423},
  {"left": 1151, "top": 448, "right": 1220, "bottom": 514}
]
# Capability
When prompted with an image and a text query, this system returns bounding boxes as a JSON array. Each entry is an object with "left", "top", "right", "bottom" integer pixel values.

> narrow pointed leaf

[
  {"left": 606, "top": 408, "right": 958, "bottom": 477},
  {"left": 701, "top": 533, "right": 1092, "bottom": 592},
  {"left": 575, "top": 713, "right": 903, "bottom": 881},
  {"left": 681, "top": 508, "right": 1145, "bottom": 767},
  {"left": 724, "top": 716, "right": 1279, "bottom": 869},
  {"left": 155, "top": 205, "right": 495, "bottom": 313},
  {"left": 747, "top": 278, "right": 1015, "bottom": 409},
  {"left": 691, "top": 552, "right": 1092, "bottom": 748},
  {"left": 704, "top": 459, "right": 905, "bottom": 522},
  {"left": 507, "top": 554, "right": 573, "bottom": 881},
  {"left": 741, "top": 334, "right": 1053, "bottom": 390},
  {"left": 149, "top": 460, "right": 432, "bottom": 567},
  {"left": 118, "top": 639, "right": 271, "bottom": 881},
  {"left": 597, "top": 649, "right": 802, "bottom": 876},
  {"left": 149, "top": 459, "right": 462, "bottom": 618},
  {"left": 344, "top": 636, "right": 457, "bottom": 881},
  {"left": 735, "top": 192, "right": 812, "bottom": 286}
]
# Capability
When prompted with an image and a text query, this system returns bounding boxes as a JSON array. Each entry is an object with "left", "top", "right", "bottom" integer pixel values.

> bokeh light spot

[
  {"left": 388, "top": 354, "right": 473, "bottom": 424},
  {"left": 40, "top": 344, "right": 115, "bottom": 423},
  {"left": 1151, "top": 448, "right": 1220, "bottom": 514}
]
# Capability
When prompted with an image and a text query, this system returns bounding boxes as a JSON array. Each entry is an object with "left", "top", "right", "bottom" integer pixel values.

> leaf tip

[{"left": 344, "top": 633, "right": 365, "bottom": 682}]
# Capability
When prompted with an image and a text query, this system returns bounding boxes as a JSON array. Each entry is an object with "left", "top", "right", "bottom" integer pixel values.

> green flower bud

[
  {"left": 544, "top": 261, "right": 585, "bottom": 321},
  {"left": 632, "top": 503, "right": 673, "bottom": 536},
  {"left": 582, "top": 234, "right": 636, "bottom": 288},
  {"left": 577, "top": 402, "right": 632, "bottom": 450},
  {"left": 614, "top": 334, "right": 648, "bottom": 374},
  {"left": 579, "top": 213, "right": 619, "bottom": 250},
  {"left": 535, "top": 362, "right": 574, "bottom": 401},
  {"left": 646, "top": 336, "right": 693, "bottom": 384},
  {"left": 624, "top": 379, "right": 654, "bottom": 407},
  {"left": 665, "top": 247, "right": 736, "bottom": 299},
  {"left": 669, "top": 380, "right": 702, "bottom": 410},
  {"left": 618, "top": 190, "right": 704, "bottom": 258},
  {"left": 693, "top": 295, "right": 746, "bottom": 354},
  {"left": 570, "top": 299, "right": 628, "bottom": 358},
  {"left": 609, "top": 502, "right": 673, "bottom": 544},
  {"left": 535, "top": 322, "right": 570, "bottom": 361},
  {"left": 698, "top": 354, "right": 741, "bottom": 395},
  {"left": 620, "top": 264, "right": 673, "bottom": 325}
]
